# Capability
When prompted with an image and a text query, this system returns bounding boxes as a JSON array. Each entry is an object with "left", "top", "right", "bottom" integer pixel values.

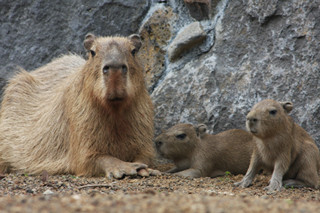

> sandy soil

[{"left": 0, "top": 164, "right": 320, "bottom": 213}]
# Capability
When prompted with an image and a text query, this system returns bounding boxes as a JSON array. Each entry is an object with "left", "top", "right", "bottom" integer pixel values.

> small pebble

[
  {"left": 43, "top": 189, "right": 54, "bottom": 195},
  {"left": 26, "top": 189, "right": 33, "bottom": 194},
  {"left": 71, "top": 194, "right": 81, "bottom": 200}
]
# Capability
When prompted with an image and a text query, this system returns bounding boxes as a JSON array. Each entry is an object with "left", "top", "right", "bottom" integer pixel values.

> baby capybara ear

[
  {"left": 280, "top": 101, "right": 293, "bottom": 113},
  {"left": 128, "top": 34, "right": 142, "bottom": 56},
  {"left": 84, "top": 33, "right": 96, "bottom": 57},
  {"left": 195, "top": 124, "right": 207, "bottom": 137}
]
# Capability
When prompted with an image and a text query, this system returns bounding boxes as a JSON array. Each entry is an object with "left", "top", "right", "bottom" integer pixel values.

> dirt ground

[{"left": 0, "top": 164, "right": 320, "bottom": 213}]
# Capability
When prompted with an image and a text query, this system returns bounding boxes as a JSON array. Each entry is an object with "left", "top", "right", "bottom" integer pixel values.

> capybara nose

[
  {"left": 247, "top": 117, "right": 258, "bottom": 124},
  {"left": 155, "top": 140, "right": 163, "bottom": 149},
  {"left": 121, "top": 65, "right": 128, "bottom": 74}
]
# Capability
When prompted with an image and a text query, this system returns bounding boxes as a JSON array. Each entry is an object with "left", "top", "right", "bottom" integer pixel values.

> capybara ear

[
  {"left": 84, "top": 33, "right": 96, "bottom": 57},
  {"left": 280, "top": 101, "right": 293, "bottom": 113},
  {"left": 128, "top": 34, "right": 142, "bottom": 56},
  {"left": 195, "top": 124, "right": 207, "bottom": 137}
]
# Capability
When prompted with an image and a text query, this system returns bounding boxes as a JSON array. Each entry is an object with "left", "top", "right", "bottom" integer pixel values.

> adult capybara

[
  {"left": 0, "top": 33, "right": 159, "bottom": 178},
  {"left": 234, "top": 99, "right": 320, "bottom": 191},
  {"left": 154, "top": 123, "right": 253, "bottom": 178}
]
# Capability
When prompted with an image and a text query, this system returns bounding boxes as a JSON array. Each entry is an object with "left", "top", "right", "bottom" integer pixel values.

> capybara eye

[
  {"left": 90, "top": 50, "right": 96, "bottom": 57},
  {"left": 269, "top": 110, "right": 277, "bottom": 115},
  {"left": 131, "top": 49, "right": 136, "bottom": 56},
  {"left": 176, "top": 133, "right": 186, "bottom": 140},
  {"left": 122, "top": 65, "right": 127, "bottom": 73},
  {"left": 103, "top": 66, "right": 109, "bottom": 74}
]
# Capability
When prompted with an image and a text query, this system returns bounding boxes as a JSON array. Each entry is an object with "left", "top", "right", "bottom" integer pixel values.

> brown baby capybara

[
  {"left": 154, "top": 123, "right": 253, "bottom": 178},
  {"left": 234, "top": 99, "right": 320, "bottom": 191},
  {"left": 0, "top": 33, "right": 159, "bottom": 178}
]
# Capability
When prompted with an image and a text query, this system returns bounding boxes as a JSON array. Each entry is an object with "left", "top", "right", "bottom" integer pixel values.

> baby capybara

[
  {"left": 234, "top": 99, "right": 320, "bottom": 191},
  {"left": 155, "top": 123, "right": 253, "bottom": 178}
]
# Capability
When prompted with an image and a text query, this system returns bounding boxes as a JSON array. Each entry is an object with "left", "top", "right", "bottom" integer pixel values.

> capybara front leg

[
  {"left": 264, "top": 159, "right": 288, "bottom": 192},
  {"left": 98, "top": 156, "right": 148, "bottom": 179},
  {"left": 234, "top": 151, "right": 261, "bottom": 188}
]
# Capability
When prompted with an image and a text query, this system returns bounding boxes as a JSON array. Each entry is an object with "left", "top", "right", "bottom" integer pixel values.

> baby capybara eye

[
  {"left": 269, "top": 110, "right": 277, "bottom": 115},
  {"left": 175, "top": 133, "right": 186, "bottom": 140}
]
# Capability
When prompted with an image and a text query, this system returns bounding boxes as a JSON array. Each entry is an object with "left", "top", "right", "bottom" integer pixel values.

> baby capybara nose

[
  {"left": 155, "top": 140, "right": 163, "bottom": 149},
  {"left": 247, "top": 116, "right": 258, "bottom": 125}
]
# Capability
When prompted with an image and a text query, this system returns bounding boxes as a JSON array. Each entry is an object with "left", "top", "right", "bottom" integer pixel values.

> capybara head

[
  {"left": 83, "top": 33, "right": 143, "bottom": 108},
  {"left": 246, "top": 99, "right": 293, "bottom": 139},
  {"left": 154, "top": 123, "right": 206, "bottom": 160}
]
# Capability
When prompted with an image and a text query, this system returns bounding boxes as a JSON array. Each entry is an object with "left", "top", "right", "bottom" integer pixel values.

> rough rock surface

[
  {"left": 138, "top": 5, "right": 175, "bottom": 92},
  {"left": 184, "top": 0, "right": 211, "bottom": 21},
  {"left": 168, "top": 21, "right": 207, "bottom": 62}
]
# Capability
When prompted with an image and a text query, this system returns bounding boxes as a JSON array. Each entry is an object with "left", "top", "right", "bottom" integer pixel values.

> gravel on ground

[{"left": 0, "top": 164, "right": 319, "bottom": 212}]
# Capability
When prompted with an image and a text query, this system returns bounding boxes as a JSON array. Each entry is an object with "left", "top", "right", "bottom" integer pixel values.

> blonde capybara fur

[
  {"left": 154, "top": 123, "right": 253, "bottom": 178},
  {"left": 0, "top": 33, "right": 158, "bottom": 178},
  {"left": 234, "top": 99, "right": 320, "bottom": 191}
]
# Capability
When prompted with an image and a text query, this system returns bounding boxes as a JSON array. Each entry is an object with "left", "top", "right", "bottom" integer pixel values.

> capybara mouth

[
  {"left": 250, "top": 130, "right": 258, "bottom": 134},
  {"left": 106, "top": 92, "right": 127, "bottom": 103},
  {"left": 108, "top": 97, "right": 124, "bottom": 102},
  {"left": 247, "top": 127, "right": 257, "bottom": 134},
  {"left": 156, "top": 149, "right": 165, "bottom": 157}
]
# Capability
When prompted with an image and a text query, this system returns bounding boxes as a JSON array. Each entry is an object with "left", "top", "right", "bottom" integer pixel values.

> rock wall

[
  {"left": 0, "top": 0, "right": 149, "bottom": 94},
  {"left": 150, "top": 0, "right": 320, "bottom": 148},
  {"left": 1, "top": 0, "right": 320, "bottom": 146}
]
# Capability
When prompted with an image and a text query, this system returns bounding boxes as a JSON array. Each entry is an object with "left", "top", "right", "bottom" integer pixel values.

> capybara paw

[
  {"left": 148, "top": 168, "right": 161, "bottom": 176},
  {"left": 136, "top": 168, "right": 161, "bottom": 177},
  {"left": 233, "top": 181, "right": 242, "bottom": 187},
  {"left": 137, "top": 168, "right": 149, "bottom": 177},
  {"left": 264, "top": 182, "right": 282, "bottom": 192},
  {"left": 233, "top": 180, "right": 252, "bottom": 188},
  {"left": 176, "top": 172, "right": 193, "bottom": 178},
  {"left": 106, "top": 162, "right": 147, "bottom": 179}
]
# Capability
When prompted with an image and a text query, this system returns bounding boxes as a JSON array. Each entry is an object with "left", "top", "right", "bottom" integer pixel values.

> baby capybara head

[
  {"left": 246, "top": 99, "right": 293, "bottom": 139},
  {"left": 83, "top": 33, "right": 144, "bottom": 108},
  {"left": 154, "top": 123, "right": 207, "bottom": 160}
]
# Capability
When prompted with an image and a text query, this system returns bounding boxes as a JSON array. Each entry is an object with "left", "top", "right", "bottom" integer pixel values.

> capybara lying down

[
  {"left": 0, "top": 33, "right": 159, "bottom": 178},
  {"left": 155, "top": 123, "right": 253, "bottom": 178},
  {"left": 234, "top": 99, "right": 320, "bottom": 191}
]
